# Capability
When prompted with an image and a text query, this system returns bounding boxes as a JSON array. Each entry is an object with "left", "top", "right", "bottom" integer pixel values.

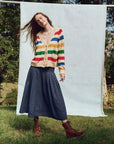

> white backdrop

[{"left": 16, "top": 2, "right": 107, "bottom": 117}]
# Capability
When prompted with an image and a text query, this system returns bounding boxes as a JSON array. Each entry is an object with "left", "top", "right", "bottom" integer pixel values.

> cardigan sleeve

[{"left": 57, "top": 29, "right": 65, "bottom": 75}]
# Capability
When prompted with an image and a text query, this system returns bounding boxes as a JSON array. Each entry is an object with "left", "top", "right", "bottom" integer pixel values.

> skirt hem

[{"left": 20, "top": 111, "right": 67, "bottom": 120}]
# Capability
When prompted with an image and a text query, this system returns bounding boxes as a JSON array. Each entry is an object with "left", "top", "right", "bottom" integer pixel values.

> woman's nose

[{"left": 40, "top": 19, "right": 43, "bottom": 23}]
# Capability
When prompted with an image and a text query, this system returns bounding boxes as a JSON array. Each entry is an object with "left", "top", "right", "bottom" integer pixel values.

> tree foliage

[
  {"left": 0, "top": 4, "right": 20, "bottom": 83},
  {"left": 2, "top": 88, "right": 17, "bottom": 105},
  {"left": 105, "top": 7, "right": 114, "bottom": 84}
]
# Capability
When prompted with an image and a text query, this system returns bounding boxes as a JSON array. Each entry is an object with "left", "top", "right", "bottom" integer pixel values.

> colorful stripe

[
  {"left": 59, "top": 67, "right": 65, "bottom": 70},
  {"left": 58, "top": 50, "right": 64, "bottom": 54},
  {"left": 35, "top": 50, "right": 58, "bottom": 55},
  {"left": 36, "top": 36, "right": 40, "bottom": 39},
  {"left": 35, "top": 50, "right": 64, "bottom": 55},
  {"left": 35, "top": 41, "right": 42, "bottom": 45},
  {"left": 32, "top": 57, "right": 44, "bottom": 61},
  {"left": 59, "top": 35, "right": 64, "bottom": 41},
  {"left": 36, "top": 45, "right": 45, "bottom": 49},
  {"left": 58, "top": 43, "right": 64, "bottom": 48},
  {"left": 54, "top": 29, "right": 62, "bottom": 35},
  {"left": 48, "top": 50, "right": 58, "bottom": 54},
  {"left": 57, "top": 62, "right": 65, "bottom": 66},
  {"left": 35, "top": 51, "right": 45, "bottom": 55},
  {"left": 51, "top": 37, "right": 59, "bottom": 42},
  {"left": 50, "top": 35, "right": 64, "bottom": 42},
  {"left": 57, "top": 56, "right": 65, "bottom": 60},
  {"left": 48, "top": 43, "right": 58, "bottom": 48},
  {"left": 48, "top": 57, "right": 57, "bottom": 62}
]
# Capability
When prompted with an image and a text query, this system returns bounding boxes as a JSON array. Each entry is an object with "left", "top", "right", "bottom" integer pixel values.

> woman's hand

[{"left": 60, "top": 73, "right": 65, "bottom": 82}]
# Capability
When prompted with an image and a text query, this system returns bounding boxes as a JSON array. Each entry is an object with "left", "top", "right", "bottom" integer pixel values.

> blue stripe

[
  {"left": 51, "top": 35, "right": 64, "bottom": 42},
  {"left": 59, "top": 35, "right": 64, "bottom": 41},
  {"left": 51, "top": 37, "right": 59, "bottom": 42},
  {"left": 57, "top": 62, "right": 65, "bottom": 66},
  {"left": 35, "top": 41, "right": 42, "bottom": 45}
]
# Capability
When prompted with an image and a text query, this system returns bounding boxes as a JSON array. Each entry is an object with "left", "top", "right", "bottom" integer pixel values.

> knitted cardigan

[{"left": 31, "top": 27, "right": 65, "bottom": 75}]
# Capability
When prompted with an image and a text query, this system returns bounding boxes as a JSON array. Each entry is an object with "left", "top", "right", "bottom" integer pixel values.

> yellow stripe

[
  {"left": 36, "top": 43, "right": 64, "bottom": 49},
  {"left": 36, "top": 45, "right": 45, "bottom": 49},
  {"left": 48, "top": 43, "right": 58, "bottom": 48},
  {"left": 58, "top": 43, "right": 64, "bottom": 48},
  {"left": 59, "top": 67, "right": 65, "bottom": 70}
]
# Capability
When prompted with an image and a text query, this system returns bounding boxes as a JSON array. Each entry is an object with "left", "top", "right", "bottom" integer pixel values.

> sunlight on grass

[{"left": 0, "top": 105, "right": 114, "bottom": 144}]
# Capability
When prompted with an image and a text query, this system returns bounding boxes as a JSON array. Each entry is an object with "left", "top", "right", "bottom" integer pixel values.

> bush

[
  {"left": 3, "top": 88, "right": 17, "bottom": 105},
  {"left": 107, "top": 85, "right": 114, "bottom": 107}
]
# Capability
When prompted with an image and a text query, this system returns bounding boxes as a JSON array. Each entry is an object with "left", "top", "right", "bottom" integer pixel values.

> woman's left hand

[{"left": 60, "top": 73, "right": 65, "bottom": 82}]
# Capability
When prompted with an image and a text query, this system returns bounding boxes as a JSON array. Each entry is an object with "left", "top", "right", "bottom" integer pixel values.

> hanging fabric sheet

[{"left": 16, "top": 2, "right": 107, "bottom": 117}]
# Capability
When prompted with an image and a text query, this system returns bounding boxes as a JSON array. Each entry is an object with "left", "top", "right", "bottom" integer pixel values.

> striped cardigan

[{"left": 31, "top": 27, "right": 65, "bottom": 75}]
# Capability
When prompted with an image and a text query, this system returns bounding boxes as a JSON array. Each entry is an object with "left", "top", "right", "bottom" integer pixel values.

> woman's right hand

[{"left": 60, "top": 73, "right": 65, "bottom": 82}]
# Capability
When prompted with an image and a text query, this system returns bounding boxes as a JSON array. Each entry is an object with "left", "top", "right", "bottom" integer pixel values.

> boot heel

[
  {"left": 66, "top": 133, "right": 77, "bottom": 139},
  {"left": 66, "top": 133, "right": 71, "bottom": 138},
  {"left": 62, "top": 120, "right": 86, "bottom": 139},
  {"left": 66, "top": 133, "right": 70, "bottom": 138}
]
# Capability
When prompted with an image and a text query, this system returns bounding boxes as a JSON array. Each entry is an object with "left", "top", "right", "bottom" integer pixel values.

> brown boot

[
  {"left": 33, "top": 116, "right": 40, "bottom": 137},
  {"left": 62, "top": 121, "right": 85, "bottom": 139}
]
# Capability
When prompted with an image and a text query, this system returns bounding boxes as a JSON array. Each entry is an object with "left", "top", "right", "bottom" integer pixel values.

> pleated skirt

[{"left": 19, "top": 66, "right": 67, "bottom": 120}]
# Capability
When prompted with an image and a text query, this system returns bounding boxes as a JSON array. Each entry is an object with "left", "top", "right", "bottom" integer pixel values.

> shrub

[{"left": 3, "top": 88, "right": 17, "bottom": 105}]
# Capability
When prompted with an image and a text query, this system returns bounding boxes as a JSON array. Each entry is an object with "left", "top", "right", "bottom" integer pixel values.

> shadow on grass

[
  {"left": 103, "top": 107, "right": 114, "bottom": 114},
  {"left": 0, "top": 105, "right": 16, "bottom": 111},
  {"left": 8, "top": 115, "right": 64, "bottom": 136},
  {"left": 0, "top": 105, "right": 114, "bottom": 114}
]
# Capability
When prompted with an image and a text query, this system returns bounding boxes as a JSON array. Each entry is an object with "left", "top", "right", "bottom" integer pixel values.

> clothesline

[
  {"left": 0, "top": 0, "right": 20, "bottom": 4},
  {"left": 0, "top": 0, "right": 114, "bottom": 7}
]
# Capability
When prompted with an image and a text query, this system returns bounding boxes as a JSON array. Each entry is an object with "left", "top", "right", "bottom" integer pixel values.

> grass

[{"left": 0, "top": 105, "right": 114, "bottom": 144}]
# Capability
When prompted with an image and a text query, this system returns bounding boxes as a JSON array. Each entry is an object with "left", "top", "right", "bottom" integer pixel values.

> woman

[{"left": 19, "top": 12, "right": 85, "bottom": 139}]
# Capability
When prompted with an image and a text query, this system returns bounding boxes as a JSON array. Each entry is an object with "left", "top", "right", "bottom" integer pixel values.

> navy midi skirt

[{"left": 19, "top": 66, "right": 67, "bottom": 120}]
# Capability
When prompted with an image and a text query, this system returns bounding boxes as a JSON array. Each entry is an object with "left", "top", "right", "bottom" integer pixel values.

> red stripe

[
  {"left": 48, "top": 57, "right": 57, "bottom": 62},
  {"left": 54, "top": 29, "right": 62, "bottom": 35},
  {"left": 57, "top": 56, "right": 65, "bottom": 60},
  {"left": 36, "top": 36, "right": 40, "bottom": 39},
  {"left": 32, "top": 57, "right": 44, "bottom": 61}
]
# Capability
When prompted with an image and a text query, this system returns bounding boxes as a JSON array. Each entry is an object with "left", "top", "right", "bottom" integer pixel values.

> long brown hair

[{"left": 18, "top": 12, "right": 53, "bottom": 53}]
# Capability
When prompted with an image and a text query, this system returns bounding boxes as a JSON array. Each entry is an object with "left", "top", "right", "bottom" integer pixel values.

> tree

[{"left": 0, "top": 4, "right": 20, "bottom": 83}]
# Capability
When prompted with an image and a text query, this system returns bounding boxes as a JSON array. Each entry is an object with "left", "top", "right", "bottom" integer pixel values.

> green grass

[{"left": 0, "top": 105, "right": 114, "bottom": 144}]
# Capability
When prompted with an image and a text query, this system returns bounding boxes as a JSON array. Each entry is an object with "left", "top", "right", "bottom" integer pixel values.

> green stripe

[
  {"left": 35, "top": 50, "right": 64, "bottom": 55},
  {"left": 48, "top": 50, "right": 58, "bottom": 54},
  {"left": 35, "top": 51, "right": 45, "bottom": 55},
  {"left": 58, "top": 50, "right": 64, "bottom": 54}
]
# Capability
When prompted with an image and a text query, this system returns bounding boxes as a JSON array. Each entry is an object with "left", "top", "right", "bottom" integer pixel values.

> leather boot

[
  {"left": 62, "top": 121, "right": 85, "bottom": 139},
  {"left": 33, "top": 116, "right": 40, "bottom": 137}
]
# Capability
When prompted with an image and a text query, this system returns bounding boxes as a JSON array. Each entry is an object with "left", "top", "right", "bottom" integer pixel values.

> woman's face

[{"left": 35, "top": 14, "right": 48, "bottom": 27}]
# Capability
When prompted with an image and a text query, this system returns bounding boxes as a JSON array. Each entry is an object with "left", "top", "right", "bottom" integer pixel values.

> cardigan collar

[{"left": 37, "top": 27, "right": 57, "bottom": 46}]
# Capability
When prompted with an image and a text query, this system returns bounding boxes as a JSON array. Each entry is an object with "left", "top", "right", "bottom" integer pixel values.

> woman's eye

[{"left": 35, "top": 16, "right": 43, "bottom": 23}]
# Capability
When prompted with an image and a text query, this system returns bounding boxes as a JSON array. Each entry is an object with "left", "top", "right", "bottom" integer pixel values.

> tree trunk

[
  {"left": 103, "top": 42, "right": 114, "bottom": 105},
  {"left": 103, "top": 66, "right": 108, "bottom": 105},
  {"left": 0, "top": 83, "right": 2, "bottom": 98}
]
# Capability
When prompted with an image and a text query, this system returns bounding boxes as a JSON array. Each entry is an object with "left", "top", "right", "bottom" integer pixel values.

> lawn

[{"left": 0, "top": 105, "right": 114, "bottom": 144}]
